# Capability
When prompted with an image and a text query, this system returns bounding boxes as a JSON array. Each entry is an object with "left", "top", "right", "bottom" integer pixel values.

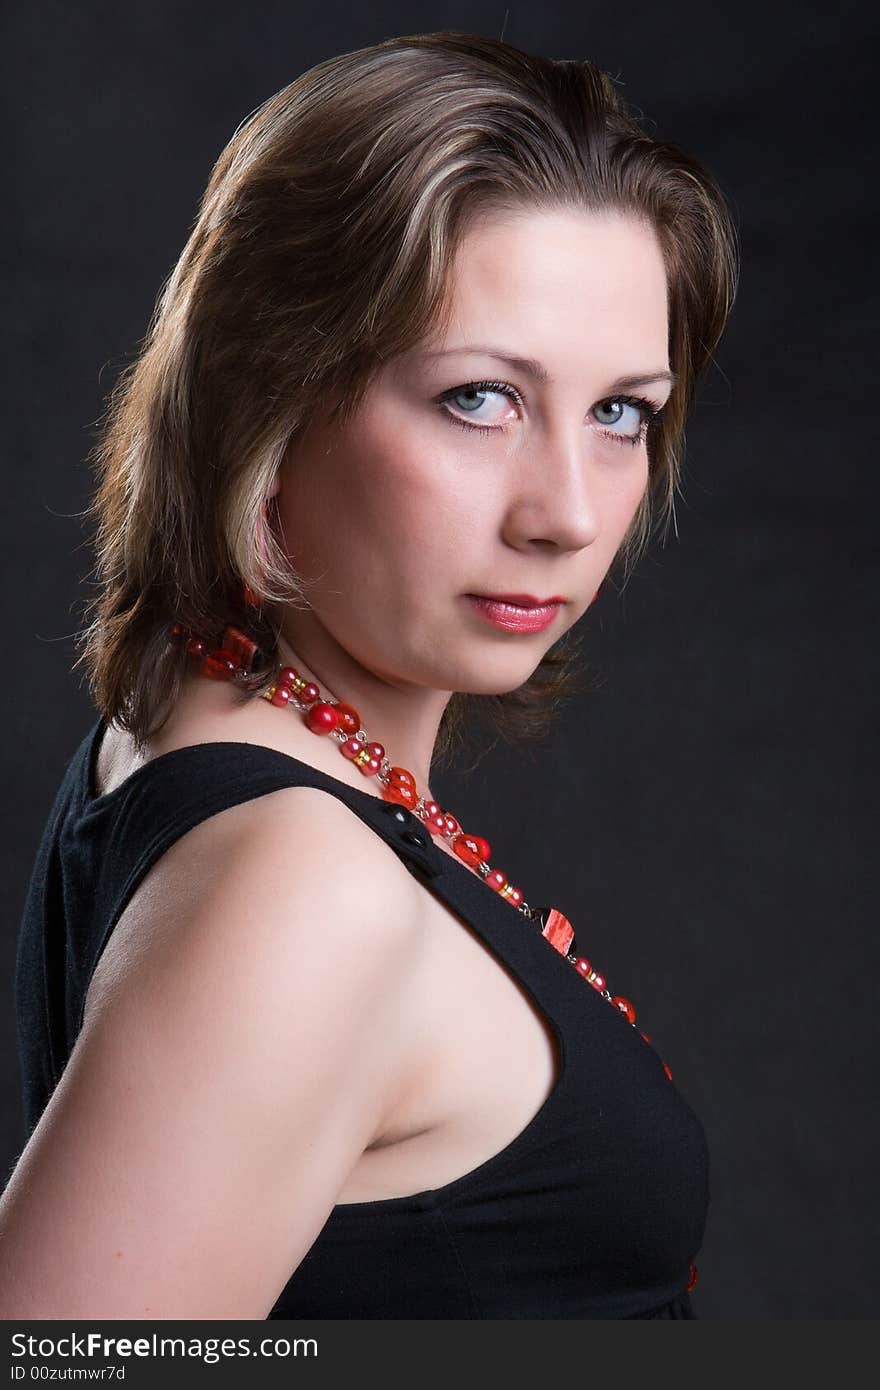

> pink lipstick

[{"left": 464, "top": 594, "right": 565, "bottom": 634}]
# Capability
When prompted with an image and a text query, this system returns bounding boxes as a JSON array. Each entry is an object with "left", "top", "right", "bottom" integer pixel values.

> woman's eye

[
  {"left": 592, "top": 397, "right": 660, "bottom": 448},
  {"left": 436, "top": 381, "right": 519, "bottom": 434}
]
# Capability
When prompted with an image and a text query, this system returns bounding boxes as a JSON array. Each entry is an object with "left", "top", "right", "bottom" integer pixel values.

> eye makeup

[{"left": 434, "top": 379, "right": 666, "bottom": 448}]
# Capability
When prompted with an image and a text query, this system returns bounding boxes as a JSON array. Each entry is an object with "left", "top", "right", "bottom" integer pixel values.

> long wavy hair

[{"left": 74, "top": 30, "right": 739, "bottom": 766}]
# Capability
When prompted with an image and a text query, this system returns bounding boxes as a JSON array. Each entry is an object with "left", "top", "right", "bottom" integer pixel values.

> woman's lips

[{"left": 464, "top": 595, "right": 564, "bottom": 633}]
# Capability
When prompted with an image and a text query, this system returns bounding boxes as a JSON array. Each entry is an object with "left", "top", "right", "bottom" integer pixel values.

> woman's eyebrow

[{"left": 421, "top": 345, "right": 678, "bottom": 393}]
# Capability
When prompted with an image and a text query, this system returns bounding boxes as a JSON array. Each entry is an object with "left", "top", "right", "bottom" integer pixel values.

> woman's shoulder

[
  {"left": 86, "top": 678, "right": 433, "bottom": 1051},
  {"left": 85, "top": 697, "right": 429, "bottom": 1026},
  {"left": 87, "top": 673, "right": 431, "bottom": 1009}
]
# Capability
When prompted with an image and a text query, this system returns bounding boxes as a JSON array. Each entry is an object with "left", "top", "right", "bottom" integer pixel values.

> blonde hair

[{"left": 74, "top": 30, "right": 739, "bottom": 765}]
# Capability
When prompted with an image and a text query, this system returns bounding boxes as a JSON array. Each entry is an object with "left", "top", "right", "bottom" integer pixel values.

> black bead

[
  {"left": 380, "top": 803, "right": 411, "bottom": 825},
  {"left": 401, "top": 828, "right": 429, "bottom": 850}
]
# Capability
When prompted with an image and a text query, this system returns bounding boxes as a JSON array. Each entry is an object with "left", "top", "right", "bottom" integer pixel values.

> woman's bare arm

[{"left": 0, "top": 786, "right": 424, "bottom": 1319}]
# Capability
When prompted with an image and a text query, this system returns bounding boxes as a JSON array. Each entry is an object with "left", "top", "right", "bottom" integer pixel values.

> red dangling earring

[{"left": 195, "top": 496, "right": 274, "bottom": 673}]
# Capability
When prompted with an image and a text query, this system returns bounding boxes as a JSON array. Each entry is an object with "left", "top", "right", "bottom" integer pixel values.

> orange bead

[
  {"left": 452, "top": 834, "right": 483, "bottom": 868},
  {"left": 333, "top": 702, "right": 360, "bottom": 736},
  {"left": 382, "top": 780, "right": 419, "bottom": 811},
  {"left": 390, "top": 767, "right": 415, "bottom": 787},
  {"left": 469, "top": 834, "right": 491, "bottom": 862}
]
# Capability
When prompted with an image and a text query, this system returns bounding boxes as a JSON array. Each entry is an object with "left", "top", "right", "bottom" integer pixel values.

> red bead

[
  {"left": 589, "top": 972, "right": 606, "bottom": 992},
  {"left": 221, "top": 626, "right": 257, "bottom": 673},
  {"left": 423, "top": 808, "right": 448, "bottom": 834},
  {"left": 360, "top": 756, "right": 383, "bottom": 777},
  {"left": 443, "top": 812, "right": 462, "bottom": 837},
  {"left": 663, "top": 1062, "right": 673, "bottom": 1081},
  {"left": 185, "top": 637, "right": 206, "bottom": 659},
  {"left": 278, "top": 665, "right": 299, "bottom": 687},
  {"left": 687, "top": 1263, "right": 698, "bottom": 1292},
  {"left": 305, "top": 701, "right": 339, "bottom": 734},
  {"left": 470, "top": 834, "right": 491, "bottom": 862},
  {"left": 389, "top": 766, "right": 415, "bottom": 788},
  {"left": 486, "top": 869, "right": 507, "bottom": 893},
  {"left": 203, "top": 648, "right": 239, "bottom": 680},
  {"left": 366, "top": 742, "right": 385, "bottom": 761},
  {"left": 422, "top": 799, "right": 441, "bottom": 820},
  {"left": 270, "top": 684, "right": 292, "bottom": 707},
  {"left": 382, "top": 779, "right": 419, "bottom": 811},
  {"left": 612, "top": 996, "right": 636, "bottom": 1025},
  {"left": 333, "top": 702, "right": 360, "bottom": 736},
  {"left": 452, "top": 834, "right": 484, "bottom": 868},
  {"left": 573, "top": 957, "right": 592, "bottom": 979},
  {"left": 507, "top": 886, "right": 523, "bottom": 907},
  {"left": 300, "top": 682, "right": 320, "bottom": 705},
  {"left": 640, "top": 1032, "right": 652, "bottom": 1045},
  {"left": 340, "top": 737, "right": 363, "bottom": 759},
  {"left": 541, "top": 908, "right": 574, "bottom": 956}
]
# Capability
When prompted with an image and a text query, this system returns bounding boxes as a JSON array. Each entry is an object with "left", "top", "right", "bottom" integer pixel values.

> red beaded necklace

[
  {"left": 170, "top": 618, "right": 671, "bottom": 1060},
  {"left": 170, "top": 616, "right": 697, "bottom": 1295}
]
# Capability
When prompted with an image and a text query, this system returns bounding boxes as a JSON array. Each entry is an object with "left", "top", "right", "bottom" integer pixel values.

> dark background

[{"left": 3, "top": 1, "right": 877, "bottom": 1319}]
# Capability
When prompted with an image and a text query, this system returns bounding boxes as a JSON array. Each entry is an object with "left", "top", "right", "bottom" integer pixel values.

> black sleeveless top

[{"left": 14, "top": 716, "right": 709, "bottom": 1319}]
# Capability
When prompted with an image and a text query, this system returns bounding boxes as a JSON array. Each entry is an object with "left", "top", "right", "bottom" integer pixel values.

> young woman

[{"left": 4, "top": 31, "right": 738, "bottom": 1319}]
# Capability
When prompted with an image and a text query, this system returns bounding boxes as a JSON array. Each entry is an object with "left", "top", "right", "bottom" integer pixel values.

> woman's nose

[{"left": 501, "top": 437, "right": 604, "bottom": 553}]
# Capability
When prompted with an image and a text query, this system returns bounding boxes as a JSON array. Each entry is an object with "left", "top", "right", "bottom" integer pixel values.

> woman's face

[{"left": 275, "top": 205, "right": 674, "bottom": 697}]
